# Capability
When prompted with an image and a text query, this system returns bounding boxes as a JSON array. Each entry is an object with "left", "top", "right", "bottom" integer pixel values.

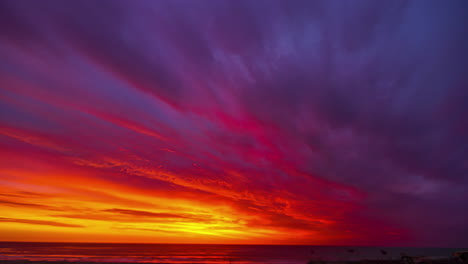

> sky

[{"left": 0, "top": 0, "right": 467, "bottom": 247}]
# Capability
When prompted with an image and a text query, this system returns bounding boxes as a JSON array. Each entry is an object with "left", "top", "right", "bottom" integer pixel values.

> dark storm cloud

[{"left": 1, "top": 0, "right": 467, "bottom": 246}]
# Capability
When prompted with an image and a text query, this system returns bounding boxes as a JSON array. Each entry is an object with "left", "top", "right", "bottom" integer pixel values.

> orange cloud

[{"left": 0, "top": 218, "right": 84, "bottom": 228}]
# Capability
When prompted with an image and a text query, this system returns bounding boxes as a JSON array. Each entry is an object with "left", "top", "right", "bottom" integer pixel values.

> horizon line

[{"left": 0, "top": 241, "right": 461, "bottom": 249}]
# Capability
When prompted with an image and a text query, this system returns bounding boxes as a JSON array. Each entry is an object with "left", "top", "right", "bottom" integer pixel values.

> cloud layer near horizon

[{"left": 1, "top": 0, "right": 467, "bottom": 246}]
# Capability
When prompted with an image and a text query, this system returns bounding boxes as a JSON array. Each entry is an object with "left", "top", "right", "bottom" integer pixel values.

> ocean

[{"left": 0, "top": 242, "right": 465, "bottom": 264}]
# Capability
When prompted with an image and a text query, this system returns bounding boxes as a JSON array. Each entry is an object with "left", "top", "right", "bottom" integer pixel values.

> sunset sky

[{"left": 1, "top": 0, "right": 468, "bottom": 247}]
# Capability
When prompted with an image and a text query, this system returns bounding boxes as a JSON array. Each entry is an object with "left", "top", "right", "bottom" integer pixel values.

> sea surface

[{"left": 0, "top": 242, "right": 466, "bottom": 264}]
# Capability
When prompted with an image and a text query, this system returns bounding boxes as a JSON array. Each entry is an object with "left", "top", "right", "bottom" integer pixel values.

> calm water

[{"left": 0, "top": 242, "right": 465, "bottom": 264}]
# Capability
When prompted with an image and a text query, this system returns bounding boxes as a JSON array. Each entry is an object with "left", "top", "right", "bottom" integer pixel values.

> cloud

[
  {"left": 0, "top": 199, "right": 51, "bottom": 209},
  {"left": 0, "top": 217, "right": 84, "bottom": 228},
  {"left": 0, "top": 0, "right": 467, "bottom": 246},
  {"left": 102, "top": 208, "right": 189, "bottom": 219}
]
